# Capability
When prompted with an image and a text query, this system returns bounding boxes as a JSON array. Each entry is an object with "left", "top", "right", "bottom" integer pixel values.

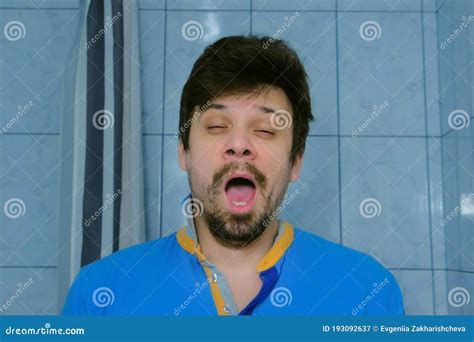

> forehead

[{"left": 205, "top": 87, "right": 292, "bottom": 115}]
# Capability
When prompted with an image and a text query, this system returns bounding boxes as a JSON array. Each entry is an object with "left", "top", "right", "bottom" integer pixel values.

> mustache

[{"left": 212, "top": 162, "right": 267, "bottom": 190}]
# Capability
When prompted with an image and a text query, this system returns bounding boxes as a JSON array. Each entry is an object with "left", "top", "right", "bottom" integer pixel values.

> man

[{"left": 62, "top": 35, "right": 404, "bottom": 316}]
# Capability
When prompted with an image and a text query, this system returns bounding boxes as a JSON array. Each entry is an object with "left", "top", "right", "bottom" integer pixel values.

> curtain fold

[{"left": 59, "top": 0, "right": 145, "bottom": 294}]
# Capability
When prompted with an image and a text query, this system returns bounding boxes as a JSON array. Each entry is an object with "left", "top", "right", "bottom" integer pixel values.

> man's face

[{"left": 179, "top": 86, "right": 303, "bottom": 247}]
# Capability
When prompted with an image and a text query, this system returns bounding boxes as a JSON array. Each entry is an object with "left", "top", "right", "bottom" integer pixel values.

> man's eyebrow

[
  {"left": 197, "top": 103, "right": 224, "bottom": 117},
  {"left": 207, "top": 103, "right": 276, "bottom": 112},
  {"left": 254, "top": 105, "right": 276, "bottom": 113},
  {"left": 201, "top": 103, "right": 277, "bottom": 114},
  {"left": 206, "top": 103, "right": 226, "bottom": 111}
]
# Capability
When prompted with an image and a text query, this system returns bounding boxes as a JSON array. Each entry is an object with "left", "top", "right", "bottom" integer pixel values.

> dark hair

[{"left": 178, "top": 35, "right": 313, "bottom": 164}]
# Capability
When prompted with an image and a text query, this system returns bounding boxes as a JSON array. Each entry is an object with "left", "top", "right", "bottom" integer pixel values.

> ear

[
  {"left": 289, "top": 153, "right": 303, "bottom": 182},
  {"left": 178, "top": 142, "right": 187, "bottom": 172}
]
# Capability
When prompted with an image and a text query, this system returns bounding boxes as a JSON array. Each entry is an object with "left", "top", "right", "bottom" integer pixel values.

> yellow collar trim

[
  {"left": 256, "top": 221, "right": 294, "bottom": 272},
  {"left": 176, "top": 227, "right": 206, "bottom": 262},
  {"left": 176, "top": 221, "right": 294, "bottom": 272}
]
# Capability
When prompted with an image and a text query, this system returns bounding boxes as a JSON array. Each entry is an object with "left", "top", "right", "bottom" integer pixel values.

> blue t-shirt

[{"left": 62, "top": 219, "right": 404, "bottom": 316}]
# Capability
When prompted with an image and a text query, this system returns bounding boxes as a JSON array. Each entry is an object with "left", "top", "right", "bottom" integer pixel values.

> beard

[{"left": 189, "top": 161, "right": 289, "bottom": 248}]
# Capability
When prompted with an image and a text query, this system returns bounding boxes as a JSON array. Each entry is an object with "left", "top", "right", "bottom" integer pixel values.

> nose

[{"left": 223, "top": 126, "right": 256, "bottom": 161}]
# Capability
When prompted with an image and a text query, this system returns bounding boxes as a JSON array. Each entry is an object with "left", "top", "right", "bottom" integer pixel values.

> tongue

[{"left": 226, "top": 184, "right": 255, "bottom": 202}]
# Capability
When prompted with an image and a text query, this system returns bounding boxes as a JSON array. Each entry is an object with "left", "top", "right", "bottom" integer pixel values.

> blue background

[{"left": 0, "top": 0, "right": 473, "bottom": 316}]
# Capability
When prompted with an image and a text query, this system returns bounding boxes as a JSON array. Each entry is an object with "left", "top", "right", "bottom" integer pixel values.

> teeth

[{"left": 232, "top": 201, "right": 248, "bottom": 207}]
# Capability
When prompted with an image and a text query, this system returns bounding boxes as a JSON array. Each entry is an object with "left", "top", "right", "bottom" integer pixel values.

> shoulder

[
  {"left": 79, "top": 232, "right": 181, "bottom": 282},
  {"left": 290, "top": 228, "right": 397, "bottom": 284},
  {"left": 62, "top": 232, "right": 186, "bottom": 315},
  {"left": 287, "top": 228, "right": 404, "bottom": 314}
]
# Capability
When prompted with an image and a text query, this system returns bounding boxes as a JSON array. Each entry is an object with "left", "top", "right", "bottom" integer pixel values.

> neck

[{"left": 193, "top": 216, "right": 279, "bottom": 270}]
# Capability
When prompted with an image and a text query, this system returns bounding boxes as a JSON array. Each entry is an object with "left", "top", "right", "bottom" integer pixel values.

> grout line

[
  {"left": 421, "top": 1, "right": 437, "bottom": 316},
  {"left": 436, "top": 0, "right": 449, "bottom": 12},
  {"left": 145, "top": 133, "right": 444, "bottom": 138},
  {"left": 440, "top": 116, "right": 474, "bottom": 138},
  {"left": 0, "top": 6, "right": 79, "bottom": 10},
  {"left": 436, "top": 7, "right": 451, "bottom": 289},
  {"left": 137, "top": 8, "right": 438, "bottom": 13},
  {"left": 335, "top": 4, "right": 343, "bottom": 245},
  {"left": 389, "top": 268, "right": 474, "bottom": 274},
  {"left": 158, "top": 0, "right": 168, "bottom": 239},
  {"left": 0, "top": 265, "right": 57, "bottom": 269},
  {"left": 0, "top": 132, "right": 60, "bottom": 136},
  {"left": 249, "top": 0, "right": 253, "bottom": 34}
]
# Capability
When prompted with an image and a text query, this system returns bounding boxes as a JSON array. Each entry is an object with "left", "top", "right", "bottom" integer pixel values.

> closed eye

[
  {"left": 256, "top": 130, "right": 274, "bottom": 136},
  {"left": 207, "top": 126, "right": 227, "bottom": 134}
]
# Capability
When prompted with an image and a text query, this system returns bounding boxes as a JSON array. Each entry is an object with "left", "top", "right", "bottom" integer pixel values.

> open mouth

[{"left": 224, "top": 175, "right": 257, "bottom": 214}]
